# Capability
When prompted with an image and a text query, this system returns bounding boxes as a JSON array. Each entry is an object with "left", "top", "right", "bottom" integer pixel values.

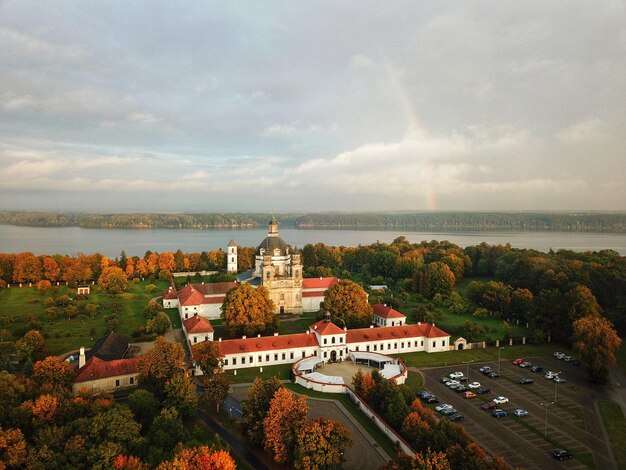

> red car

[
  {"left": 481, "top": 401, "right": 497, "bottom": 411},
  {"left": 512, "top": 358, "right": 525, "bottom": 365}
]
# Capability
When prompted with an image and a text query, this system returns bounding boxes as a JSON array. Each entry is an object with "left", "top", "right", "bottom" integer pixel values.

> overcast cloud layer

[{"left": 0, "top": 1, "right": 625, "bottom": 212}]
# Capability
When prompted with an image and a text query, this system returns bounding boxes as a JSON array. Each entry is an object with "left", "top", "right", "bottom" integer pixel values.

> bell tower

[{"left": 227, "top": 240, "right": 237, "bottom": 273}]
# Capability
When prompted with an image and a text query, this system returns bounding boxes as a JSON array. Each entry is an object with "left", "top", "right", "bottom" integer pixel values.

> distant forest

[{"left": 1, "top": 210, "right": 625, "bottom": 232}]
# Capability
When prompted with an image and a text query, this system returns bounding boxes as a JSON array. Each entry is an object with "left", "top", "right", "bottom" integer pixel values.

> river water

[{"left": 0, "top": 224, "right": 624, "bottom": 257}]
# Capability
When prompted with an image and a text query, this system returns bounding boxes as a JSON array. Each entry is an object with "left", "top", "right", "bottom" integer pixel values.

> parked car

[
  {"left": 463, "top": 391, "right": 477, "bottom": 399},
  {"left": 552, "top": 449, "right": 573, "bottom": 460},
  {"left": 449, "top": 383, "right": 461, "bottom": 391},
  {"left": 424, "top": 395, "right": 439, "bottom": 403},
  {"left": 553, "top": 351, "right": 564, "bottom": 358},
  {"left": 440, "top": 377, "right": 451, "bottom": 384},
  {"left": 468, "top": 381, "right": 481, "bottom": 389},
  {"left": 544, "top": 371, "right": 558, "bottom": 380},
  {"left": 476, "top": 387, "right": 491, "bottom": 394},
  {"left": 530, "top": 365, "right": 543, "bottom": 373},
  {"left": 479, "top": 366, "right": 492, "bottom": 374},
  {"left": 492, "top": 409, "right": 508, "bottom": 418},
  {"left": 488, "top": 371, "right": 500, "bottom": 379},
  {"left": 417, "top": 390, "right": 439, "bottom": 403},
  {"left": 553, "top": 377, "right": 567, "bottom": 384},
  {"left": 482, "top": 401, "right": 497, "bottom": 411},
  {"left": 555, "top": 352, "right": 565, "bottom": 360},
  {"left": 519, "top": 361, "right": 532, "bottom": 368},
  {"left": 513, "top": 409, "right": 528, "bottom": 417},
  {"left": 454, "top": 385, "right": 468, "bottom": 393},
  {"left": 563, "top": 356, "right": 572, "bottom": 362},
  {"left": 449, "top": 371, "right": 464, "bottom": 379},
  {"left": 519, "top": 377, "right": 534, "bottom": 384},
  {"left": 435, "top": 404, "right": 453, "bottom": 413},
  {"left": 493, "top": 396, "right": 509, "bottom": 404},
  {"left": 447, "top": 380, "right": 460, "bottom": 387},
  {"left": 512, "top": 358, "right": 525, "bottom": 365},
  {"left": 448, "top": 412, "right": 464, "bottom": 422},
  {"left": 440, "top": 408, "right": 458, "bottom": 417}
]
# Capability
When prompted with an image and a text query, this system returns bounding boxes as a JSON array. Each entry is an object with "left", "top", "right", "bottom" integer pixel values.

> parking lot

[{"left": 419, "top": 353, "right": 616, "bottom": 470}]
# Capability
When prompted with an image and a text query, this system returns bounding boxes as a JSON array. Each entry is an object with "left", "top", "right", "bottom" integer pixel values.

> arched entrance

[
  {"left": 457, "top": 343, "right": 464, "bottom": 350},
  {"left": 280, "top": 306, "right": 285, "bottom": 314},
  {"left": 330, "top": 350, "right": 337, "bottom": 362}
]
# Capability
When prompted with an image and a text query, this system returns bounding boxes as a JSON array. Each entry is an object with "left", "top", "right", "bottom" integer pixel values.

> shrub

[
  {"left": 36, "top": 280, "right": 52, "bottom": 292},
  {"left": 145, "top": 284, "right": 157, "bottom": 293}
]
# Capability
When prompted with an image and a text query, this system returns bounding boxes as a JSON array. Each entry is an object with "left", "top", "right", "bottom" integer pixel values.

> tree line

[{"left": 2, "top": 210, "right": 626, "bottom": 232}]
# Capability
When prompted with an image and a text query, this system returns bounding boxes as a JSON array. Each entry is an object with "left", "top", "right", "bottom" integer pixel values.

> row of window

[
  {"left": 225, "top": 349, "right": 307, "bottom": 366},
  {"left": 114, "top": 376, "right": 136, "bottom": 387},
  {"left": 352, "top": 339, "right": 446, "bottom": 352},
  {"left": 322, "top": 336, "right": 343, "bottom": 345}
]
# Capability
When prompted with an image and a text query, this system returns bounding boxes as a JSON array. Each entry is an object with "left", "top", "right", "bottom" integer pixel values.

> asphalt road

[{"left": 419, "top": 354, "right": 616, "bottom": 470}]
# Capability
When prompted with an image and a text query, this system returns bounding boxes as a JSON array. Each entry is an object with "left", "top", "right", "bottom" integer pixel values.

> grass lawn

[
  {"left": 225, "top": 363, "right": 292, "bottom": 383},
  {"left": 0, "top": 279, "right": 169, "bottom": 354},
  {"left": 286, "top": 382, "right": 396, "bottom": 458},
  {"left": 598, "top": 400, "right": 626, "bottom": 469},
  {"left": 164, "top": 308, "right": 182, "bottom": 329},
  {"left": 404, "top": 371, "right": 423, "bottom": 391},
  {"left": 397, "top": 343, "right": 573, "bottom": 368}
]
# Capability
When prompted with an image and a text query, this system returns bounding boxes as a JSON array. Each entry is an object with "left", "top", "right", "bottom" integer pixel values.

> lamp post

[
  {"left": 498, "top": 346, "right": 504, "bottom": 374},
  {"left": 540, "top": 402, "right": 554, "bottom": 436},
  {"left": 463, "top": 359, "right": 474, "bottom": 382},
  {"left": 554, "top": 372, "right": 562, "bottom": 404}
]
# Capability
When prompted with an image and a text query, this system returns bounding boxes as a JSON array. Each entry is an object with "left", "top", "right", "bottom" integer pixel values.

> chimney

[
  {"left": 257, "top": 334, "right": 261, "bottom": 338},
  {"left": 418, "top": 322, "right": 421, "bottom": 326},
  {"left": 218, "top": 337, "right": 222, "bottom": 342},
  {"left": 343, "top": 326, "right": 347, "bottom": 331},
  {"left": 242, "top": 335, "right": 247, "bottom": 339},
  {"left": 369, "top": 325, "right": 374, "bottom": 329},
  {"left": 79, "top": 347, "right": 85, "bottom": 368}
]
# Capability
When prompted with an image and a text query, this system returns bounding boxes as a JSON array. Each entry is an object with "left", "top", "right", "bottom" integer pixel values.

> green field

[
  {"left": 0, "top": 280, "right": 169, "bottom": 354},
  {"left": 598, "top": 400, "right": 626, "bottom": 469}
]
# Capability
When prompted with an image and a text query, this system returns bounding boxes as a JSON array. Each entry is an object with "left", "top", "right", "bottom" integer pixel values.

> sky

[{"left": 0, "top": 1, "right": 625, "bottom": 213}]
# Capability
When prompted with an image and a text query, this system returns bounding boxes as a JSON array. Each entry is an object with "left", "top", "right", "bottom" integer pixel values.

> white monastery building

[{"left": 163, "top": 219, "right": 338, "bottom": 318}]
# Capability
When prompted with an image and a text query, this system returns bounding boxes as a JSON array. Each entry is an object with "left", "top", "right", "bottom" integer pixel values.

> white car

[
  {"left": 555, "top": 353, "right": 565, "bottom": 360},
  {"left": 513, "top": 409, "right": 528, "bottom": 417},
  {"left": 449, "top": 371, "right": 464, "bottom": 380},
  {"left": 435, "top": 404, "right": 453, "bottom": 412},
  {"left": 554, "top": 377, "right": 566, "bottom": 384},
  {"left": 447, "top": 380, "right": 461, "bottom": 387},
  {"left": 544, "top": 371, "right": 558, "bottom": 379},
  {"left": 493, "top": 396, "right": 509, "bottom": 404},
  {"left": 468, "top": 382, "right": 481, "bottom": 389},
  {"left": 553, "top": 351, "right": 563, "bottom": 358}
]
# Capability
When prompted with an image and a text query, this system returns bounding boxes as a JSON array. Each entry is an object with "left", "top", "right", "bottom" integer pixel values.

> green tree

[
  {"left": 127, "top": 389, "right": 160, "bottom": 428},
  {"left": 321, "top": 279, "right": 373, "bottom": 328},
  {"left": 163, "top": 373, "right": 198, "bottom": 418},
  {"left": 294, "top": 417, "right": 353, "bottom": 470},
  {"left": 15, "top": 330, "right": 47, "bottom": 363},
  {"left": 202, "top": 373, "right": 230, "bottom": 413},
  {"left": 146, "top": 311, "right": 171, "bottom": 335},
  {"left": 242, "top": 377, "right": 284, "bottom": 447},
  {"left": 193, "top": 340, "right": 223, "bottom": 377},
  {"left": 220, "top": 283, "right": 278, "bottom": 337}
]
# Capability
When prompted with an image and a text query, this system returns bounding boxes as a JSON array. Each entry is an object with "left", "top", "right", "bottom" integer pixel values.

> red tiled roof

[
  {"left": 373, "top": 303, "right": 406, "bottom": 319},
  {"left": 309, "top": 320, "right": 346, "bottom": 336},
  {"left": 302, "top": 277, "right": 338, "bottom": 289},
  {"left": 217, "top": 333, "right": 319, "bottom": 356},
  {"left": 163, "top": 288, "right": 178, "bottom": 300},
  {"left": 346, "top": 323, "right": 449, "bottom": 344},
  {"left": 178, "top": 283, "right": 234, "bottom": 306},
  {"left": 194, "top": 282, "right": 238, "bottom": 296},
  {"left": 183, "top": 315, "right": 214, "bottom": 334},
  {"left": 178, "top": 285, "right": 205, "bottom": 306},
  {"left": 74, "top": 356, "right": 140, "bottom": 383}
]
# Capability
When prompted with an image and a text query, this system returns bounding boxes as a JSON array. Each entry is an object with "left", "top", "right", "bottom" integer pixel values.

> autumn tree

[
  {"left": 0, "top": 426, "right": 27, "bottom": 469},
  {"left": 138, "top": 337, "right": 186, "bottom": 396},
  {"left": 572, "top": 315, "right": 622, "bottom": 383},
  {"left": 242, "top": 377, "right": 284, "bottom": 447},
  {"left": 322, "top": 279, "right": 373, "bottom": 328},
  {"left": 381, "top": 449, "right": 451, "bottom": 470},
  {"left": 293, "top": 417, "right": 353, "bottom": 470},
  {"left": 0, "top": 371, "right": 27, "bottom": 426},
  {"left": 15, "top": 330, "right": 46, "bottom": 362},
  {"left": 33, "top": 356, "right": 75, "bottom": 396},
  {"left": 202, "top": 373, "right": 230, "bottom": 413},
  {"left": 220, "top": 283, "right": 278, "bottom": 337},
  {"left": 42, "top": 256, "right": 61, "bottom": 282},
  {"left": 12, "top": 252, "right": 43, "bottom": 283},
  {"left": 98, "top": 266, "right": 128, "bottom": 294},
  {"left": 193, "top": 341, "right": 223, "bottom": 377},
  {"left": 263, "top": 387, "right": 308, "bottom": 464},
  {"left": 113, "top": 454, "right": 149, "bottom": 470},
  {"left": 412, "top": 262, "right": 456, "bottom": 299},
  {"left": 156, "top": 446, "right": 235, "bottom": 470}
]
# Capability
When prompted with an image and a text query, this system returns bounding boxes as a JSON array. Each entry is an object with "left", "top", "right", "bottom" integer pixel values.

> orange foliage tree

[
  {"left": 220, "top": 283, "right": 277, "bottom": 337},
  {"left": 33, "top": 356, "right": 75, "bottom": 395},
  {"left": 263, "top": 387, "right": 308, "bottom": 464},
  {"left": 572, "top": 315, "right": 622, "bottom": 383},
  {"left": 322, "top": 279, "right": 372, "bottom": 328},
  {"left": 0, "top": 426, "right": 27, "bottom": 468},
  {"left": 293, "top": 417, "right": 353, "bottom": 470},
  {"left": 138, "top": 337, "right": 186, "bottom": 396},
  {"left": 98, "top": 266, "right": 128, "bottom": 294},
  {"left": 156, "top": 446, "right": 235, "bottom": 470},
  {"left": 113, "top": 455, "right": 148, "bottom": 470}
]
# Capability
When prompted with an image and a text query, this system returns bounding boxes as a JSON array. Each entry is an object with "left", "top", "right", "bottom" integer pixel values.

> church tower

[{"left": 227, "top": 240, "right": 237, "bottom": 274}]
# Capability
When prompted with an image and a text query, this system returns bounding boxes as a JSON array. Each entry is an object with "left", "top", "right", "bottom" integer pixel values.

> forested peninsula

[{"left": 1, "top": 211, "right": 625, "bottom": 232}]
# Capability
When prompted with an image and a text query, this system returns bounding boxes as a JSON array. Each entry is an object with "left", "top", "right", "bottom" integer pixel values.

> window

[
  {"left": 387, "top": 344, "right": 391, "bottom": 350},
  {"left": 130, "top": 377, "right": 135, "bottom": 385},
  {"left": 266, "top": 355, "right": 270, "bottom": 362},
  {"left": 242, "top": 357, "right": 246, "bottom": 364},
  {"left": 401, "top": 342, "right": 404, "bottom": 348},
  {"left": 314, "top": 351, "right": 317, "bottom": 356},
  {"left": 295, "top": 270, "right": 299, "bottom": 277},
  {"left": 355, "top": 346, "right": 359, "bottom": 351},
  {"left": 302, "top": 351, "right": 305, "bottom": 358},
  {"left": 282, "top": 353, "right": 286, "bottom": 360},
  {"left": 421, "top": 341, "right": 424, "bottom": 346},
  {"left": 193, "top": 337, "right": 197, "bottom": 343},
  {"left": 373, "top": 344, "right": 377, "bottom": 351},
  {"left": 366, "top": 345, "right": 370, "bottom": 352},
  {"left": 224, "top": 359, "right": 228, "bottom": 365},
  {"left": 323, "top": 352, "right": 327, "bottom": 358},
  {"left": 250, "top": 356, "right": 253, "bottom": 363},
  {"left": 331, "top": 337, "right": 335, "bottom": 344},
  {"left": 339, "top": 350, "right": 343, "bottom": 356},
  {"left": 280, "top": 293, "right": 285, "bottom": 300},
  {"left": 258, "top": 355, "right": 262, "bottom": 362},
  {"left": 442, "top": 341, "right": 446, "bottom": 347},
  {"left": 231, "top": 257, "right": 234, "bottom": 262},
  {"left": 290, "top": 352, "right": 294, "bottom": 359},
  {"left": 233, "top": 358, "right": 237, "bottom": 365},
  {"left": 266, "top": 272, "right": 270, "bottom": 279},
  {"left": 324, "top": 338, "right": 327, "bottom": 345},
  {"left": 391, "top": 321, "right": 395, "bottom": 326},
  {"left": 339, "top": 337, "right": 343, "bottom": 343},
  {"left": 394, "top": 343, "right": 397, "bottom": 349},
  {"left": 274, "top": 354, "right": 278, "bottom": 361},
  {"left": 432, "top": 341, "right": 435, "bottom": 347},
  {"left": 115, "top": 379, "right": 120, "bottom": 387}
]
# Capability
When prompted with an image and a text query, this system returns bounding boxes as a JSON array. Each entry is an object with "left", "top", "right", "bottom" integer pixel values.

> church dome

[{"left": 257, "top": 236, "right": 288, "bottom": 256}]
